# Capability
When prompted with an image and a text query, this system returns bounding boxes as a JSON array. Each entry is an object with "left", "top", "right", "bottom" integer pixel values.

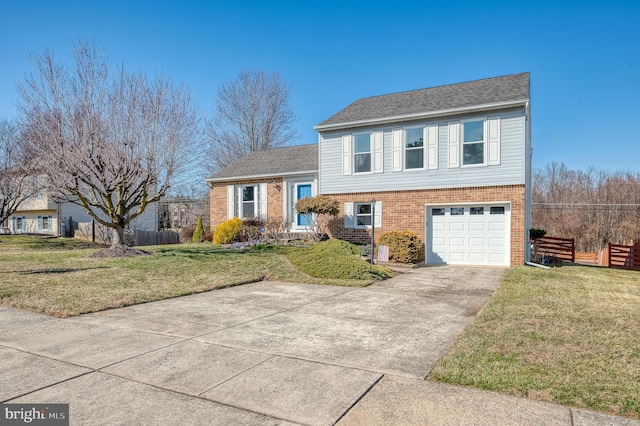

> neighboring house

[
  {"left": 206, "top": 144, "right": 318, "bottom": 233},
  {"left": 314, "top": 72, "right": 531, "bottom": 266},
  {"left": 158, "top": 197, "right": 209, "bottom": 229},
  {"left": 7, "top": 190, "right": 158, "bottom": 236},
  {"left": 208, "top": 73, "right": 531, "bottom": 266}
]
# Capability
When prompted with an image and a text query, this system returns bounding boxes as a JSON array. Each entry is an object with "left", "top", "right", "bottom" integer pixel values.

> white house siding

[
  {"left": 8, "top": 200, "right": 159, "bottom": 236},
  {"left": 318, "top": 108, "right": 526, "bottom": 195}
]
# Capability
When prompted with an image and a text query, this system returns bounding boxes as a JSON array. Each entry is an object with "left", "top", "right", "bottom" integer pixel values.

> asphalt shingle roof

[
  {"left": 315, "top": 72, "right": 530, "bottom": 129},
  {"left": 206, "top": 144, "right": 318, "bottom": 181}
]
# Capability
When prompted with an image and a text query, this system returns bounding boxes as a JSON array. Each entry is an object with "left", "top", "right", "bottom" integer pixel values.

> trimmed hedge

[
  {"left": 286, "top": 239, "right": 392, "bottom": 280},
  {"left": 378, "top": 230, "right": 423, "bottom": 264}
]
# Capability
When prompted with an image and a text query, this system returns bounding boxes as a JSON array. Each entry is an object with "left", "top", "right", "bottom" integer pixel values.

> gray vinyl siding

[{"left": 319, "top": 108, "right": 526, "bottom": 194}]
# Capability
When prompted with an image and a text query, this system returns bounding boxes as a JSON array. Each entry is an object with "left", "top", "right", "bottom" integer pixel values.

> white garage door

[{"left": 426, "top": 204, "right": 510, "bottom": 266}]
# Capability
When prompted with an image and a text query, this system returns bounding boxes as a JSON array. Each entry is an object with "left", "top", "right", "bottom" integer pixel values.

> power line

[{"left": 534, "top": 203, "right": 640, "bottom": 207}]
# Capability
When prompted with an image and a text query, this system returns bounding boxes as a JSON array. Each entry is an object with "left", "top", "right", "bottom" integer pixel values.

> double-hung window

[
  {"left": 462, "top": 120, "right": 485, "bottom": 165},
  {"left": 38, "top": 215, "right": 52, "bottom": 231},
  {"left": 405, "top": 127, "right": 424, "bottom": 169},
  {"left": 354, "top": 134, "right": 371, "bottom": 173},
  {"left": 355, "top": 203, "right": 373, "bottom": 227},
  {"left": 235, "top": 185, "right": 259, "bottom": 218},
  {"left": 345, "top": 201, "right": 382, "bottom": 229}
]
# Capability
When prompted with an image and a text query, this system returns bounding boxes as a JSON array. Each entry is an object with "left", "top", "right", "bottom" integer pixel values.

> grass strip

[{"left": 429, "top": 264, "right": 640, "bottom": 419}]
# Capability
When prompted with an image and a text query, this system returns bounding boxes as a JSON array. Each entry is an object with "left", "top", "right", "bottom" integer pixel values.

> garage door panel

[
  {"left": 449, "top": 237, "right": 465, "bottom": 246},
  {"left": 433, "top": 222, "right": 446, "bottom": 231},
  {"left": 469, "top": 222, "right": 486, "bottom": 231},
  {"left": 449, "top": 252, "right": 465, "bottom": 262},
  {"left": 469, "top": 237, "right": 485, "bottom": 246},
  {"left": 489, "top": 222, "right": 505, "bottom": 231},
  {"left": 469, "top": 253, "right": 486, "bottom": 262},
  {"left": 449, "top": 222, "right": 465, "bottom": 231},
  {"left": 489, "top": 237, "right": 505, "bottom": 246}
]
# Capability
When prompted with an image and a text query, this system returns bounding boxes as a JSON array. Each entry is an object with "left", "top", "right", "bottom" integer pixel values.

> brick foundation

[
  {"left": 326, "top": 185, "right": 527, "bottom": 266},
  {"left": 210, "top": 182, "right": 527, "bottom": 265}
]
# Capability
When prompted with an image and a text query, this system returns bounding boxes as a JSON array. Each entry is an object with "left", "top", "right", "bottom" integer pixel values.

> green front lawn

[
  {"left": 0, "top": 236, "right": 383, "bottom": 317},
  {"left": 429, "top": 264, "right": 640, "bottom": 419}
]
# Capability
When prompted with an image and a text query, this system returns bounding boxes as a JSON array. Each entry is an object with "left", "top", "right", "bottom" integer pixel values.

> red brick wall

[
  {"left": 326, "top": 185, "right": 527, "bottom": 265},
  {"left": 209, "top": 178, "right": 284, "bottom": 230}
]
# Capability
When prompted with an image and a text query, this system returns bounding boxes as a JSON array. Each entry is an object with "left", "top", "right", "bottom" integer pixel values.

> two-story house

[
  {"left": 6, "top": 189, "right": 158, "bottom": 237},
  {"left": 209, "top": 73, "right": 531, "bottom": 266}
]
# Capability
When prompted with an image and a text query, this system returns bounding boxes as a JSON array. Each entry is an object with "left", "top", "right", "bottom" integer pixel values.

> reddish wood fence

[
  {"left": 532, "top": 236, "right": 575, "bottom": 263},
  {"left": 608, "top": 243, "right": 640, "bottom": 271}
]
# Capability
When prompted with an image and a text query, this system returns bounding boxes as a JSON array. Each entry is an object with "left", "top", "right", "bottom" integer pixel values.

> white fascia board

[
  {"left": 205, "top": 170, "right": 318, "bottom": 184},
  {"left": 314, "top": 99, "right": 529, "bottom": 132}
]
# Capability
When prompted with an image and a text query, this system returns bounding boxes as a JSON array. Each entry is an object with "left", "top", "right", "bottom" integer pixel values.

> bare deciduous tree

[
  {"left": 19, "top": 40, "right": 200, "bottom": 248},
  {"left": 205, "top": 70, "right": 298, "bottom": 173},
  {"left": 533, "top": 162, "right": 640, "bottom": 251},
  {"left": 0, "top": 118, "right": 34, "bottom": 228}
]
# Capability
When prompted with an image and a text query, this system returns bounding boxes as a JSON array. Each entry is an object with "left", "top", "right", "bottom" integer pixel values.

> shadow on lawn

[
  {"left": 18, "top": 266, "right": 110, "bottom": 275},
  {"left": 153, "top": 244, "right": 283, "bottom": 258}
]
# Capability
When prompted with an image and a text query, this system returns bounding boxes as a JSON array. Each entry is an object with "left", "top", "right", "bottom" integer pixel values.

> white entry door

[{"left": 426, "top": 204, "right": 510, "bottom": 266}]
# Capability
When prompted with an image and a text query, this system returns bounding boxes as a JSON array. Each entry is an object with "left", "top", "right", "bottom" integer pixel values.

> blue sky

[{"left": 1, "top": 0, "right": 638, "bottom": 175}]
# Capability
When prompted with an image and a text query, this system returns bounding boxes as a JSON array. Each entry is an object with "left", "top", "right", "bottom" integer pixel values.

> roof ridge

[{"left": 352, "top": 72, "right": 530, "bottom": 103}]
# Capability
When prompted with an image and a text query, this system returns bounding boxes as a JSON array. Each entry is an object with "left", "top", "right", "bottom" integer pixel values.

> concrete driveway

[{"left": 2, "top": 266, "right": 637, "bottom": 425}]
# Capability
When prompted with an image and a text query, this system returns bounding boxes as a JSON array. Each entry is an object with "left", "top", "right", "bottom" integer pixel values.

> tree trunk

[{"left": 112, "top": 226, "right": 125, "bottom": 247}]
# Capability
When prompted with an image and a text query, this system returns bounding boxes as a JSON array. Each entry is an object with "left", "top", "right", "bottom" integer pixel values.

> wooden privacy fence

[
  {"left": 532, "top": 236, "right": 575, "bottom": 263},
  {"left": 76, "top": 222, "right": 179, "bottom": 246},
  {"left": 608, "top": 243, "right": 640, "bottom": 271},
  {"left": 133, "top": 229, "right": 179, "bottom": 246}
]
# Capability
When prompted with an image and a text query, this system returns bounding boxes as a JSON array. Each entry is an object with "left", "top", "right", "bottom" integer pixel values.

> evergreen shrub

[{"left": 192, "top": 216, "right": 204, "bottom": 243}]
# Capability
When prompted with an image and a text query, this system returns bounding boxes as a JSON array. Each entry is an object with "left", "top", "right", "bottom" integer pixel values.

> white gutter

[
  {"left": 205, "top": 170, "right": 318, "bottom": 184},
  {"left": 314, "top": 99, "right": 529, "bottom": 132}
]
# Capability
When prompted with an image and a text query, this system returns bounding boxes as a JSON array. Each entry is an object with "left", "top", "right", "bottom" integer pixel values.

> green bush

[
  {"left": 295, "top": 195, "right": 340, "bottom": 241},
  {"left": 192, "top": 216, "right": 204, "bottom": 243},
  {"left": 286, "top": 239, "right": 392, "bottom": 280},
  {"left": 295, "top": 195, "right": 339, "bottom": 216},
  {"left": 213, "top": 217, "right": 243, "bottom": 245},
  {"left": 529, "top": 228, "right": 547, "bottom": 239},
  {"left": 378, "top": 230, "right": 423, "bottom": 264}
]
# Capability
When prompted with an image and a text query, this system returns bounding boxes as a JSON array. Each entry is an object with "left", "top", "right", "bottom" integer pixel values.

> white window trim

[
  {"left": 403, "top": 126, "right": 427, "bottom": 171},
  {"left": 354, "top": 203, "right": 373, "bottom": 228},
  {"left": 228, "top": 183, "right": 269, "bottom": 220},
  {"left": 345, "top": 201, "right": 382, "bottom": 229},
  {"left": 353, "top": 132, "right": 373, "bottom": 175},
  {"left": 460, "top": 117, "right": 487, "bottom": 167}
]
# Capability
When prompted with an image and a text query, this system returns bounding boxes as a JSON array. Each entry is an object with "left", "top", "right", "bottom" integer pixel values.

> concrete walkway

[{"left": 1, "top": 266, "right": 638, "bottom": 425}]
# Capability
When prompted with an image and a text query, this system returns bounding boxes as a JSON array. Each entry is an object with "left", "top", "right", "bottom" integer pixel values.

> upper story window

[
  {"left": 405, "top": 127, "right": 424, "bottom": 169},
  {"left": 462, "top": 120, "right": 485, "bottom": 165},
  {"left": 354, "top": 134, "right": 371, "bottom": 173}
]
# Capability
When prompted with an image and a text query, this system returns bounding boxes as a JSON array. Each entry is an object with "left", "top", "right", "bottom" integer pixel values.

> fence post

[{"left": 571, "top": 238, "right": 575, "bottom": 263}]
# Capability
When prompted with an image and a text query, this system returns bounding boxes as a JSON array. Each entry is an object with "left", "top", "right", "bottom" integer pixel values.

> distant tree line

[{"left": 533, "top": 162, "right": 640, "bottom": 252}]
